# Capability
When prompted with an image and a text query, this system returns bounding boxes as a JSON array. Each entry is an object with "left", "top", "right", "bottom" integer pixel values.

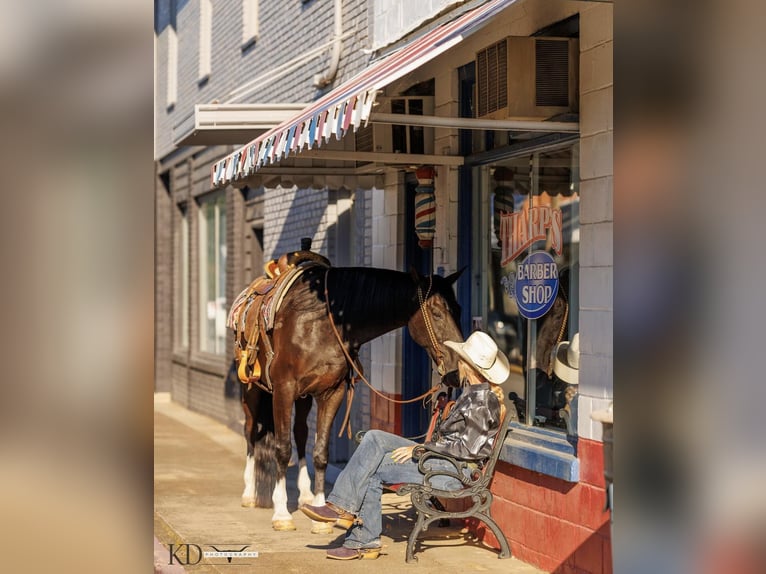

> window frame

[
  {"left": 174, "top": 203, "right": 190, "bottom": 351},
  {"left": 241, "top": 0, "right": 259, "bottom": 49},
  {"left": 471, "top": 139, "right": 580, "bottom": 435},
  {"left": 197, "top": 190, "right": 227, "bottom": 356},
  {"left": 198, "top": 0, "right": 212, "bottom": 82}
]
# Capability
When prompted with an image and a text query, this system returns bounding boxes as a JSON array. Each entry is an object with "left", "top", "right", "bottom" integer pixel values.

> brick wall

[
  {"left": 263, "top": 185, "right": 330, "bottom": 260},
  {"left": 576, "top": 1, "right": 613, "bottom": 443},
  {"left": 478, "top": 438, "right": 611, "bottom": 574},
  {"left": 370, "top": 0, "right": 479, "bottom": 51},
  {"left": 155, "top": 0, "right": 370, "bottom": 160}
]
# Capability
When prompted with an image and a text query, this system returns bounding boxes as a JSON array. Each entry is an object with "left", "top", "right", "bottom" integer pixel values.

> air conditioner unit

[
  {"left": 354, "top": 96, "right": 434, "bottom": 157},
  {"left": 476, "top": 36, "right": 578, "bottom": 120}
]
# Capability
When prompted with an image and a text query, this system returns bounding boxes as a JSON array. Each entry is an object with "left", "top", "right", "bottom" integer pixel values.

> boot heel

[{"left": 335, "top": 516, "right": 363, "bottom": 530}]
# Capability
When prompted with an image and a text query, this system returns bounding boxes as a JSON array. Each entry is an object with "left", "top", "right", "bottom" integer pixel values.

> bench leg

[
  {"left": 406, "top": 511, "right": 426, "bottom": 563},
  {"left": 475, "top": 512, "right": 512, "bottom": 559}
]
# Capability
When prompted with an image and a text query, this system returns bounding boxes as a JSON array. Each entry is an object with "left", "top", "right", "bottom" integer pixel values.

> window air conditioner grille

[
  {"left": 535, "top": 39, "right": 569, "bottom": 107},
  {"left": 476, "top": 39, "right": 507, "bottom": 117}
]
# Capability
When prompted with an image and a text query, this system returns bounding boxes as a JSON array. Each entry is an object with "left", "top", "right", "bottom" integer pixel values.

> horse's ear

[
  {"left": 409, "top": 265, "right": 422, "bottom": 284},
  {"left": 444, "top": 267, "right": 466, "bottom": 286}
]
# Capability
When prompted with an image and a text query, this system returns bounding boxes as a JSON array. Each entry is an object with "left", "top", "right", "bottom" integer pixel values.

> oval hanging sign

[{"left": 513, "top": 251, "right": 559, "bottom": 320}]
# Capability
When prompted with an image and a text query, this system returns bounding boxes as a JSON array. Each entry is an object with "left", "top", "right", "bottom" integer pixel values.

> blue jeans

[{"left": 326, "top": 429, "right": 464, "bottom": 549}]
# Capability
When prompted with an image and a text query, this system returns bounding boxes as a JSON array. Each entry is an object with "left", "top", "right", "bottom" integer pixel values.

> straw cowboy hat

[
  {"left": 444, "top": 331, "right": 510, "bottom": 384},
  {"left": 553, "top": 332, "right": 580, "bottom": 385}
]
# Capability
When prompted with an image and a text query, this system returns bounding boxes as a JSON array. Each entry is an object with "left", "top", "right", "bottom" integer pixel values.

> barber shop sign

[{"left": 498, "top": 207, "right": 562, "bottom": 320}]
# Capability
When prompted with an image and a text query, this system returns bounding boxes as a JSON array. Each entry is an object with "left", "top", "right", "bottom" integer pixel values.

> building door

[{"left": 402, "top": 174, "right": 433, "bottom": 439}]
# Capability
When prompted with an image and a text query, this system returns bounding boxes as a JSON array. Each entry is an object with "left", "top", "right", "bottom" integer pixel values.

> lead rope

[{"left": 323, "top": 270, "right": 443, "bottom": 437}]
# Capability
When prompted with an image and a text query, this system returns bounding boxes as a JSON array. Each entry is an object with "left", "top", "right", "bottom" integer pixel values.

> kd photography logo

[{"left": 168, "top": 543, "right": 259, "bottom": 566}]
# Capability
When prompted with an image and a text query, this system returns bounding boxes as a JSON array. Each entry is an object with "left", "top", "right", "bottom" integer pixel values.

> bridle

[{"left": 416, "top": 275, "right": 447, "bottom": 376}]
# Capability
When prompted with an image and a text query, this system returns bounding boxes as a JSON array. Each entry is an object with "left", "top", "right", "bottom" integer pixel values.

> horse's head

[{"left": 407, "top": 268, "right": 465, "bottom": 386}]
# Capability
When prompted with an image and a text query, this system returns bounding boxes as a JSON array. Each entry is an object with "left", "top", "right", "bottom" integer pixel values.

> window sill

[
  {"left": 499, "top": 422, "right": 580, "bottom": 482},
  {"left": 189, "top": 351, "right": 228, "bottom": 377}
]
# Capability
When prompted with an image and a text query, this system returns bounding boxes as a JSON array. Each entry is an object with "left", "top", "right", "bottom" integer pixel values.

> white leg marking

[
  {"left": 271, "top": 478, "right": 292, "bottom": 522},
  {"left": 241, "top": 454, "right": 255, "bottom": 506},
  {"left": 309, "top": 490, "right": 333, "bottom": 534},
  {"left": 297, "top": 458, "right": 314, "bottom": 506}
]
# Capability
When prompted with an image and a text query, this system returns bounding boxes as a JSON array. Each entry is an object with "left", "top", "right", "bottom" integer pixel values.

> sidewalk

[{"left": 154, "top": 393, "right": 544, "bottom": 574}]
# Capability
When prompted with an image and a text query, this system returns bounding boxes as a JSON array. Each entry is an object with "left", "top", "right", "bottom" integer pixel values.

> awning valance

[{"left": 211, "top": 0, "right": 519, "bottom": 188}]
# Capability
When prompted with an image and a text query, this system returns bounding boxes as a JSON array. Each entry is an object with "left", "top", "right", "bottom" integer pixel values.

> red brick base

[{"left": 471, "top": 438, "right": 612, "bottom": 573}]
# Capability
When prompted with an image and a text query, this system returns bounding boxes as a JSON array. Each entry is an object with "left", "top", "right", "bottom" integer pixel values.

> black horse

[{"left": 237, "top": 266, "right": 464, "bottom": 531}]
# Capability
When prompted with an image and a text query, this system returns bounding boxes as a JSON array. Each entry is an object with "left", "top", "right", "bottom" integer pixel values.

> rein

[{"left": 323, "top": 269, "right": 443, "bottom": 437}]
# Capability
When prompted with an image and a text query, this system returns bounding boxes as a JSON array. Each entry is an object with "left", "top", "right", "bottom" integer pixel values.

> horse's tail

[{"left": 243, "top": 386, "right": 278, "bottom": 507}]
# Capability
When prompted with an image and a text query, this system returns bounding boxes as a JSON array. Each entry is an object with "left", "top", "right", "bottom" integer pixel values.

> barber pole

[{"left": 414, "top": 166, "right": 436, "bottom": 248}]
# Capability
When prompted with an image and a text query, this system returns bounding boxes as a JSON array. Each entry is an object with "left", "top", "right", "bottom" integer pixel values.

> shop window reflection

[{"left": 482, "top": 143, "right": 579, "bottom": 434}]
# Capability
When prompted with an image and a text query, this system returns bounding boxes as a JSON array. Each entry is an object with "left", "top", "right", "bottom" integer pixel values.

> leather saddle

[{"left": 228, "top": 249, "right": 331, "bottom": 392}]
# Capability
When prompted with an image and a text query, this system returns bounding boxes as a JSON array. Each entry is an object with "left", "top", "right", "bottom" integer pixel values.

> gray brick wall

[
  {"left": 370, "top": 0, "right": 475, "bottom": 51},
  {"left": 576, "top": 2, "right": 613, "bottom": 442},
  {"left": 155, "top": 0, "right": 370, "bottom": 160},
  {"left": 264, "top": 186, "right": 331, "bottom": 259}
]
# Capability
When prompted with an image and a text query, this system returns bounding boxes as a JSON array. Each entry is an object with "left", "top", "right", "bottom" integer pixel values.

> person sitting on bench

[{"left": 300, "top": 330, "right": 509, "bottom": 560}]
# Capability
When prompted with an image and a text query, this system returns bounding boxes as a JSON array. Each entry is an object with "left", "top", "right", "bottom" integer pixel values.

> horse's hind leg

[
  {"left": 241, "top": 387, "right": 257, "bottom": 507},
  {"left": 241, "top": 385, "right": 275, "bottom": 508},
  {"left": 293, "top": 395, "right": 315, "bottom": 507}
]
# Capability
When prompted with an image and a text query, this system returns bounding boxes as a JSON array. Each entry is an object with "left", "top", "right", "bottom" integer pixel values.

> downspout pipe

[{"left": 313, "top": 0, "right": 343, "bottom": 88}]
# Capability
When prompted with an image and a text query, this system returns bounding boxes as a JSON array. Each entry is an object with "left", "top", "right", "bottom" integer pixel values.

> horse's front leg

[
  {"left": 308, "top": 383, "right": 348, "bottom": 533},
  {"left": 293, "top": 395, "right": 314, "bottom": 508},
  {"left": 271, "top": 388, "right": 298, "bottom": 531}
]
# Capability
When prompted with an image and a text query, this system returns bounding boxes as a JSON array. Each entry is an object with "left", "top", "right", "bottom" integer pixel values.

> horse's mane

[{"left": 327, "top": 267, "right": 419, "bottom": 328}]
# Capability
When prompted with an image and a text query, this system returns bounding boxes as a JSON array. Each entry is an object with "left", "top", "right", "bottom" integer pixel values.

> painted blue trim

[{"left": 499, "top": 422, "right": 580, "bottom": 482}]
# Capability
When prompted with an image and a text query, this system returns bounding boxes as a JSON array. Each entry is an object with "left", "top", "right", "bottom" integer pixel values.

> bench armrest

[{"left": 398, "top": 447, "right": 484, "bottom": 496}]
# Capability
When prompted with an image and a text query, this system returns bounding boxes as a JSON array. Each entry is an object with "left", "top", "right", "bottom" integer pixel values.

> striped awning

[{"left": 211, "top": 0, "right": 519, "bottom": 188}]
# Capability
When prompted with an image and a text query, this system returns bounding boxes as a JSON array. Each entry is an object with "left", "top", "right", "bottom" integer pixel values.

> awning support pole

[{"left": 369, "top": 112, "right": 579, "bottom": 133}]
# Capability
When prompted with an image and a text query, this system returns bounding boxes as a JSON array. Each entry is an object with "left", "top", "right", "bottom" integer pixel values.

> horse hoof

[
  {"left": 272, "top": 520, "right": 297, "bottom": 531},
  {"left": 241, "top": 498, "right": 257, "bottom": 508},
  {"left": 310, "top": 521, "right": 334, "bottom": 535}
]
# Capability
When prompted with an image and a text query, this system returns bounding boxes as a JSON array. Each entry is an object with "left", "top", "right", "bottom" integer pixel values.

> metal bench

[{"left": 395, "top": 411, "right": 514, "bottom": 563}]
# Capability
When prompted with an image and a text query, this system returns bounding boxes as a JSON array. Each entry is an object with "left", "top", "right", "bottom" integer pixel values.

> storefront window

[
  {"left": 174, "top": 204, "right": 189, "bottom": 350},
  {"left": 473, "top": 143, "right": 579, "bottom": 434},
  {"left": 198, "top": 191, "right": 227, "bottom": 355}
]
